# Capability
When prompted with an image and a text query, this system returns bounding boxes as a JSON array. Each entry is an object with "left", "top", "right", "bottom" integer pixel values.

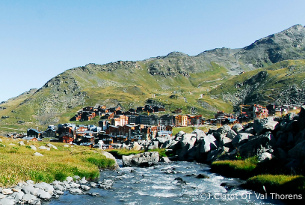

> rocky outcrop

[
  {"left": 122, "top": 152, "right": 159, "bottom": 167},
  {"left": 161, "top": 107, "right": 305, "bottom": 173},
  {"left": 0, "top": 176, "right": 113, "bottom": 205}
]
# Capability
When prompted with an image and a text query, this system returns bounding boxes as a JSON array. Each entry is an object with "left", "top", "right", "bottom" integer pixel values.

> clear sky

[{"left": 0, "top": 0, "right": 304, "bottom": 102}]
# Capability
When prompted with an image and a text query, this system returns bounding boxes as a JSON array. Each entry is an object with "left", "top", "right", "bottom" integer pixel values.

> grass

[
  {"left": 244, "top": 175, "right": 305, "bottom": 196},
  {"left": 0, "top": 137, "right": 116, "bottom": 187},
  {"left": 211, "top": 156, "right": 258, "bottom": 179}
]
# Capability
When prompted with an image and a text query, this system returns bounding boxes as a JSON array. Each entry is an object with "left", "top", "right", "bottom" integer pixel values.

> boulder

[
  {"left": 288, "top": 140, "right": 305, "bottom": 159},
  {"left": 38, "top": 146, "right": 50, "bottom": 151},
  {"left": 34, "top": 182, "right": 54, "bottom": 194},
  {"left": 147, "top": 141, "right": 159, "bottom": 150},
  {"left": 175, "top": 131, "right": 185, "bottom": 141},
  {"left": 33, "top": 152, "right": 43, "bottom": 157},
  {"left": 160, "top": 157, "right": 171, "bottom": 163},
  {"left": 231, "top": 133, "right": 253, "bottom": 148},
  {"left": 192, "top": 129, "right": 206, "bottom": 141},
  {"left": 0, "top": 198, "right": 15, "bottom": 205},
  {"left": 122, "top": 152, "right": 159, "bottom": 167},
  {"left": 257, "top": 152, "right": 273, "bottom": 162},
  {"left": 213, "top": 125, "right": 232, "bottom": 141},
  {"left": 253, "top": 117, "right": 279, "bottom": 134},
  {"left": 131, "top": 142, "right": 142, "bottom": 151},
  {"left": 21, "top": 193, "right": 40, "bottom": 204},
  {"left": 161, "top": 139, "right": 178, "bottom": 149},
  {"left": 176, "top": 133, "right": 197, "bottom": 160},
  {"left": 69, "top": 188, "right": 83, "bottom": 195},
  {"left": 36, "top": 189, "right": 52, "bottom": 200},
  {"left": 11, "top": 191, "right": 24, "bottom": 202},
  {"left": 197, "top": 134, "right": 217, "bottom": 154},
  {"left": 46, "top": 143, "right": 57, "bottom": 150},
  {"left": 30, "top": 145, "right": 37, "bottom": 151},
  {"left": 232, "top": 124, "right": 244, "bottom": 133},
  {"left": 18, "top": 141, "right": 25, "bottom": 146},
  {"left": 2, "top": 189, "right": 13, "bottom": 195},
  {"left": 238, "top": 132, "right": 276, "bottom": 158}
]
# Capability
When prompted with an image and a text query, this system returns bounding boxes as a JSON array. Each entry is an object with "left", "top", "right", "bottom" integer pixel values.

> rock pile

[{"left": 0, "top": 176, "right": 114, "bottom": 205}]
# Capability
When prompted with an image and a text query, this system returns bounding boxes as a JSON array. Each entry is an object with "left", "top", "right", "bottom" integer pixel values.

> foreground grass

[
  {"left": 211, "top": 156, "right": 258, "bottom": 179},
  {"left": 244, "top": 175, "right": 305, "bottom": 197},
  {"left": 0, "top": 137, "right": 116, "bottom": 187},
  {"left": 211, "top": 157, "right": 305, "bottom": 202}
]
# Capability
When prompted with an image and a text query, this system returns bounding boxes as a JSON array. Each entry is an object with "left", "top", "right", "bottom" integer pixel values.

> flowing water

[{"left": 48, "top": 160, "right": 284, "bottom": 205}]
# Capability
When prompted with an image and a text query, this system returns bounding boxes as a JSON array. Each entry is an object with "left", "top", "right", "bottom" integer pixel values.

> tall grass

[{"left": 0, "top": 137, "right": 116, "bottom": 187}]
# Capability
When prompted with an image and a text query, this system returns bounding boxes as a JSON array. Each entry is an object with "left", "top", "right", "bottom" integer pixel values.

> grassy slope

[
  {"left": 210, "top": 59, "right": 305, "bottom": 105},
  {"left": 0, "top": 137, "right": 116, "bottom": 187}
]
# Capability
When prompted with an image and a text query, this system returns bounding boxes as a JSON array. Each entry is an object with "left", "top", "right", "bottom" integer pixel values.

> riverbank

[{"left": 0, "top": 137, "right": 116, "bottom": 187}]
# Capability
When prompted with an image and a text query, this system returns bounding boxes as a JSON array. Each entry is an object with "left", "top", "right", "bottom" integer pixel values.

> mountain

[{"left": 1, "top": 24, "right": 305, "bottom": 133}]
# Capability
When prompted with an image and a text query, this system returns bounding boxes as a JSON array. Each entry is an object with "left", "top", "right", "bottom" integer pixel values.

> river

[{"left": 47, "top": 160, "right": 284, "bottom": 205}]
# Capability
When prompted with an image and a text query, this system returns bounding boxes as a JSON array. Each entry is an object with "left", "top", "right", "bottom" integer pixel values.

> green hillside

[{"left": 1, "top": 25, "right": 305, "bottom": 134}]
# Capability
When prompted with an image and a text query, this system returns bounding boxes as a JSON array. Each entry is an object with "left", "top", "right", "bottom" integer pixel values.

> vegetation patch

[
  {"left": 211, "top": 156, "right": 258, "bottom": 179},
  {"left": 244, "top": 175, "right": 305, "bottom": 196},
  {"left": 0, "top": 137, "right": 116, "bottom": 187}
]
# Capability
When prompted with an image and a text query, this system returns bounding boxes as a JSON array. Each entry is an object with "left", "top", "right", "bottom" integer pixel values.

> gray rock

[
  {"left": 231, "top": 133, "right": 253, "bottom": 148},
  {"left": 22, "top": 185, "right": 38, "bottom": 196},
  {"left": 258, "top": 152, "right": 273, "bottom": 162},
  {"left": 79, "top": 177, "right": 87, "bottom": 184},
  {"left": 177, "top": 133, "right": 197, "bottom": 160},
  {"left": 192, "top": 129, "right": 206, "bottom": 141},
  {"left": 147, "top": 141, "right": 159, "bottom": 150},
  {"left": 288, "top": 140, "right": 305, "bottom": 159},
  {"left": 122, "top": 151, "right": 159, "bottom": 167},
  {"left": 30, "top": 145, "right": 37, "bottom": 151},
  {"left": 34, "top": 182, "right": 54, "bottom": 194},
  {"left": 33, "top": 152, "right": 43, "bottom": 157},
  {"left": 11, "top": 191, "right": 24, "bottom": 201},
  {"left": 69, "top": 188, "right": 83, "bottom": 195},
  {"left": 80, "top": 185, "right": 91, "bottom": 191},
  {"left": 198, "top": 134, "right": 217, "bottom": 153},
  {"left": 2, "top": 188, "right": 13, "bottom": 195},
  {"left": 89, "top": 182, "right": 97, "bottom": 188},
  {"left": 253, "top": 117, "right": 278, "bottom": 134},
  {"left": 161, "top": 139, "right": 178, "bottom": 149},
  {"left": 238, "top": 132, "right": 276, "bottom": 158},
  {"left": 22, "top": 193, "right": 40, "bottom": 205},
  {"left": 65, "top": 176, "right": 74, "bottom": 183},
  {"left": 99, "top": 179, "right": 114, "bottom": 190},
  {"left": 46, "top": 143, "right": 57, "bottom": 149},
  {"left": 36, "top": 189, "right": 52, "bottom": 200},
  {"left": 38, "top": 146, "right": 50, "bottom": 151},
  {"left": 232, "top": 124, "right": 244, "bottom": 133},
  {"left": 19, "top": 141, "right": 25, "bottom": 146},
  {"left": 0, "top": 198, "right": 15, "bottom": 205},
  {"left": 160, "top": 157, "right": 171, "bottom": 163}
]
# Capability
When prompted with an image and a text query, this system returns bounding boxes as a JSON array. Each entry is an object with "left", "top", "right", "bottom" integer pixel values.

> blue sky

[{"left": 0, "top": 0, "right": 304, "bottom": 102}]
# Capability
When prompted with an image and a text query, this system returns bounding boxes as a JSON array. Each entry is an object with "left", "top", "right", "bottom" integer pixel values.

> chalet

[
  {"left": 43, "top": 125, "right": 57, "bottom": 138},
  {"left": 111, "top": 115, "right": 128, "bottom": 127},
  {"left": 27, "top": 128, "right": 43, "bottom": 138},
  {"left": 175, "top": 115, "right": 188, "bottom": 127},
  {"left": 138, "top": 115, "right": 158, "bottom": 125},
  {"left": 159, "top": 114, "right": 175, "bottom": 126}
]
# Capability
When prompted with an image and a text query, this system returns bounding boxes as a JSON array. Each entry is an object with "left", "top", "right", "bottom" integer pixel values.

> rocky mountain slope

[{"left": 1, "top": 24, "right": 305, "bottom": 132}]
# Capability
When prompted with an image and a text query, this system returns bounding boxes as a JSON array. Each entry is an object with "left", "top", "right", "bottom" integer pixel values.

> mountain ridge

[{"left": 1, "top": 24, "right": 305, "bottom": 132}]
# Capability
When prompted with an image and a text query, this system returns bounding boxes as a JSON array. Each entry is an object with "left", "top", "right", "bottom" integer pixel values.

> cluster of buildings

[
  {"left": 22, "top": 104, "right": 205, "bottom": 147},
  {"left": 19, "top": 103, "right": 300, "bottom": 147}
]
